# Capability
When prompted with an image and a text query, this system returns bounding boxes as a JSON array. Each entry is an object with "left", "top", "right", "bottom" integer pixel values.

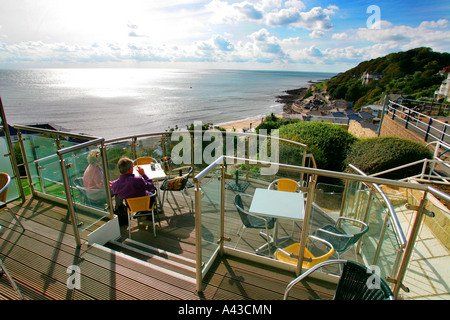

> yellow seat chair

[
  {"left": 126, "top": 193, "right": 158, "bottom": 238},
  {"left": 268, "top": 178, "right": 302, "bottom": 238},
  {"left": 274, "top": 236, "right": 335, "bottom": 269}
]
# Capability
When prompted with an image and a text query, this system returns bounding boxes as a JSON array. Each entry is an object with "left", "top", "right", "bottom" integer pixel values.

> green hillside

[{"left": 325, "top": 47, "right": 450, "bottom": 110}]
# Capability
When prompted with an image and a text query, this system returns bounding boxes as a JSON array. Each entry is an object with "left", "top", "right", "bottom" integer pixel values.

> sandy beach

[{"left": 217, "top": 114, "right": 285, "bottom": 131}]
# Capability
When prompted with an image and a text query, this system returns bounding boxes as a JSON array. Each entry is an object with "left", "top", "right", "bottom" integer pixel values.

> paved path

[{"left": 396, "top": 205, "right": 450, "bottom": 300}]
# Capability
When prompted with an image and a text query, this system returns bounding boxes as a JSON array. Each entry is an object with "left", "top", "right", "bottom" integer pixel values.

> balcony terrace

[{"left": 0, "top": 99, "right": 449, "bottom": 301}]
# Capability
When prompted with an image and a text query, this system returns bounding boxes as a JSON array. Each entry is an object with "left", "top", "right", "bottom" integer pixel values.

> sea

[{"left": 0, "top": 68, "right": 335, "bottom": 139}]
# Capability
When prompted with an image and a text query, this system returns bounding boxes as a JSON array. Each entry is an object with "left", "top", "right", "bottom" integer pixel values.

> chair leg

[
  {"left": 162, "top": 190, "right": 180, "bottom": 215},
  {"left": 170, "top": 191, "right": 182, "bottom": 214},
  {"left": 7, "top": 208, "right": 25, "bottom": 231},
  {"left": 182, "top": 190, "right": 193, "bottom": 214},
  {"left": 0, "top": 259, "right": 24, "bottom": 300},
  {"left": 151, "top": 209, "right": 156, "bottom": 237},
  {"left": 234, "top": 225, "right": 245, "bottom": 248},
  {"left": 127, "top": 212, "right": 132, "bottom": 239},
  {"left": 256, "top": 227, "right": 273, "bottom": 255}
]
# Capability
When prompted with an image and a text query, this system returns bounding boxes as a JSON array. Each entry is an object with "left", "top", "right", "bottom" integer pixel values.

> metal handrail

[
  {"left": 104, "top": 129, "right": 308, "bottom": 149},
  {"left": 387, "top": 101, "right": 450, "bottom": 144},
  {"left": 348, "top": 164, "right": 407, "bottom": 247},
  {"left": 56, "top": 138, "right": 105, "bottom": 155},
  {"left": 13, "top": 124, "right": 100, "bottom": 141}
]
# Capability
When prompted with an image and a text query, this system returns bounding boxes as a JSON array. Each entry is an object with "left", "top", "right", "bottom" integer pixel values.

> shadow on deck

[{"left": 0, "top": 192, "right": 337, "bottom": 301}]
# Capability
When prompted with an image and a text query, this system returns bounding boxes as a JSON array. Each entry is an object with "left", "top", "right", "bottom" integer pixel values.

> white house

[{"left": 435, "top": 71, "right": 450, "bottom": 100}]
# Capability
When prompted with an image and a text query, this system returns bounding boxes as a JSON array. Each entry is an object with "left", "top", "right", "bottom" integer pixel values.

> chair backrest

[
  {"left": 275, "top": 236, "right": 335, "bottom": 268},
  {"left": 277, "top": 178, "right": 299, "bottom": 192},
  {"left": 317, "top": 218, "right": 369, "bottom": 253},
  {"left": 334, "top": 261, "right": 394, "bottom": 300},
  {"left": 269, "top": 178, "right": 299, "bottom": 192},
  {"left": 164, "top": 166, "right": 193, "bottom": 191},
  {"left": 0, "top": 172, "right": 11, "bottom": 203},
  {"left": 234, "top": 194, "right": 253, "bottom": 228},
  {"left": 340, "top": 219, "right": 369, "bottom": 251},
  {"left": 303, "top": 237, "right": 335, "bottom": 268},
  {"left": 126, "top": 195, "right": 151, "bottom": 213},
  {"left": 134, "top": 157, "right": 157, "bottom": 165},
  {"left": 351, "top": 225, "right": 369, "bottom": 244}
]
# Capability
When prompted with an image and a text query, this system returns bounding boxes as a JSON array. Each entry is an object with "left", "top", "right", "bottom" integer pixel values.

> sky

[{"left": 0, "top": 0, "right": 449, "bottom": 72}]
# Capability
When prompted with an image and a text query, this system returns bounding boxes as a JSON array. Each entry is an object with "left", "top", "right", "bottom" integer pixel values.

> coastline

[
  {"left": 217, "top": 114, "right": 284, "bottom": 131},
  {"left": 216, "top": 86, "right": 309, "bottom": 132}
]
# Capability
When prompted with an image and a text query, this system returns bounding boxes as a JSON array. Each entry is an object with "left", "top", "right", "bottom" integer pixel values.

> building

[
  {"left": 361, "top": 71, "right": 383, "bottom": 85},
  {"left": 435, "top": 67, "right": 450, "bottom": 100}
]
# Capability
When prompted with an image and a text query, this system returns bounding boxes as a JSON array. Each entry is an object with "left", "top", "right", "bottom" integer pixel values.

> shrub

[
  {"left": 344, "top": 137, "right": 432, "bottom": 179},
  {"left": 278, "top": 122, "right": 357, "bottom": 171},
  {"left": 255, "top": 113, "right": 299, "bottom": 134}
]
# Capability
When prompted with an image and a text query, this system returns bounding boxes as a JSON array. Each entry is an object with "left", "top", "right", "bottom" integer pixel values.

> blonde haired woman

[{"left": 83, "top": 149, "right": 105, "bottom": 201}]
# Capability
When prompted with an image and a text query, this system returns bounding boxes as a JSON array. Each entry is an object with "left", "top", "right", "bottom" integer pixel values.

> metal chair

[
  {"left": 134, "top": 157, "right": 158, "bottom": 165},
  {"left": 73, "top": 177, "right": 106, "bottom": 207},
  {"left": 0, "top": 173, "right": 25, "bottom": 231},
  {"left": 160, "top": 166, "right": 193, "bottom": 214},
  {"left": 314, "top": 217, "right": 369, "bottom": 260},
  {"left": 126, "top": 192, "right": 158, "bottom": 238},
  {"left": 233, "top": 193, "right": 276, "bottom": 255},
  {"left": 274, "top": 235, "right": 335, "bottom": 269},
  {"left": 284, "top": 260, "right": 394, "bottom": 300}
]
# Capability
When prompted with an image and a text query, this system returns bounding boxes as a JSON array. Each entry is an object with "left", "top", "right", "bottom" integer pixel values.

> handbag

[{"left": 114, "top": 203, "right": 128, "bottom": 226}]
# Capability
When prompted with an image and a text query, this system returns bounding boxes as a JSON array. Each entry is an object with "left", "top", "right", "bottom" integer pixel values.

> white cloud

[
  {"left": 235, "top": 1, "right": 264, "bottom": 20},
  {"left": 206, "top": 0, "right": 263, "bottom": 24},
  {"left": 285, "top": 0, "right": 306, "bottom": 10},
  {"left": 356, "top": 19, "right": 450, "bottom": 52},
  {"left": 266, "top": 6, "right": 337, "bottom": 30},
  {"left": 310, "top": 30, "right": 325, "bottom": 38},
  {"left": 260, "top": 0, "right": 282, "bottom": 11},
  {"left": 419, "top": 19, "right": 448, "bottom": 29},
  {"left": 247, "top": 28, "right": 287, "bottom": 62},
  {"left": 332, "top": 32, "right": 348, "bottom": 40},
  {"left": 266, "top": 7, "right": 300, "bottom": 26}
]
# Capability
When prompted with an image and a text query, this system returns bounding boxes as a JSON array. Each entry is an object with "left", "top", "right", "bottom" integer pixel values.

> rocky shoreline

[{"left": 276, "top": 87, "right": 309, "bottom": 114}]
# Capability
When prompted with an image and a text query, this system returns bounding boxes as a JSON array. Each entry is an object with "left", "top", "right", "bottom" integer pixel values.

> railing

[
  {"left": 7, "top": 121, "right": 450, "bottom": 299},
  {"left": 193, "top": 155, "right": 450, "bottom": 298},
  {"left": 346, "top": 164, "right": 406, "bottom": 281},
  {"left": 387, "top": 100, "right": 450, "bottom": 146},
  {"left": 10, "top": 126, "right": 309, "bottom": 245},
  {"left": 12, "top": 125, "right": 111, "bottom": 245}
]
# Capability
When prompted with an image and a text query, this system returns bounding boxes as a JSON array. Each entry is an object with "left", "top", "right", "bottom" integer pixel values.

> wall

[
  {"left": 379, "top": 115, "right": 426, "bottom": 145},
  {"left": 348, "top": 120, "right": 378, "bottom": 138}
]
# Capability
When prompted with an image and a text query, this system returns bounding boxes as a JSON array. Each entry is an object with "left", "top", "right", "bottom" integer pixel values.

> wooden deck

[{"left": 0, "top": 191, "right": 336, "bottom": 301}]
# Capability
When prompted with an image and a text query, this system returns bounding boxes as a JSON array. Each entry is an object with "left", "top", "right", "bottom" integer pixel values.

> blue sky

[{"left": 0, "top": 0, "right": 449, "bottom": 72}]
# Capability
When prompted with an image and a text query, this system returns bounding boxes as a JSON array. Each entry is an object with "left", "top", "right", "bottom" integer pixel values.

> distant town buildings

[{"left": 361, "top": 71, "right": 383, "bottom": 85}]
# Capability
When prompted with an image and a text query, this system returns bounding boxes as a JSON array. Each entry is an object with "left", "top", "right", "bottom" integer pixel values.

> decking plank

[{"left": 1, "top": 221, "right": 193, "bottom": 300}]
